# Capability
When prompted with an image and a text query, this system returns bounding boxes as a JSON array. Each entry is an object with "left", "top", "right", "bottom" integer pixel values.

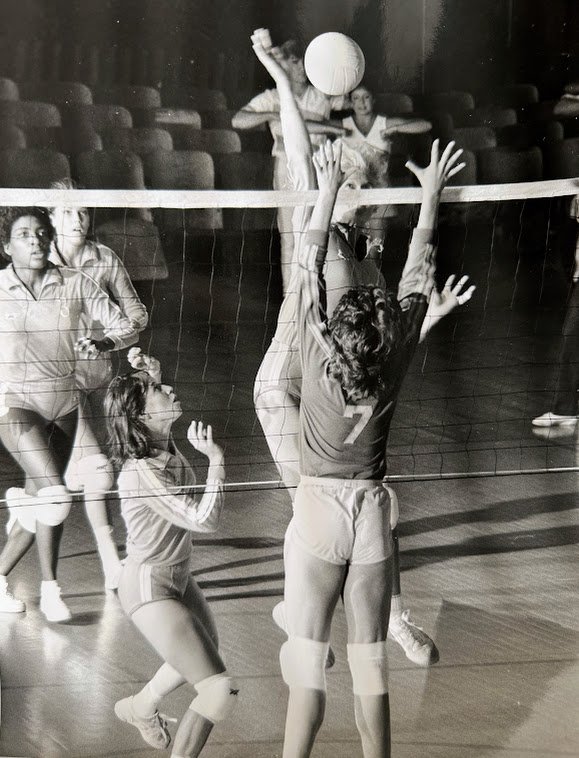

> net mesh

[{"left": 0, "top": 182, "right": 576, "bottom": 510}]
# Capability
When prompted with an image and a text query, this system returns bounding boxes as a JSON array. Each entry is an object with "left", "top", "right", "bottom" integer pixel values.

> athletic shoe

[
  {"left": 114, "top": 696, "right": 171, "bottom": 750},
  {"left": 532, "top": 412, "right": 577, "bottom": 427},
  {"left": 388, "top": 610, "right": 439, "bottom": 666},
  {"left": 0, "top": 577, "right": 25, "bottom": 613},
  {"left": 40, "top": 582, "right": 72, "bottom": 622},
  {"left": 272, "top": 601, "right": 335, "bottom": 669}
]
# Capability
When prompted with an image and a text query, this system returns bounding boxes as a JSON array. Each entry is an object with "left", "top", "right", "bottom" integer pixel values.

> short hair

[
  {"left": 105, "top": 371, "right": 155, "bottom": 464},
  {"left": 0, "top": 206, "right": 54, "bottom": 247},
  {"left": 334, "top": 139, "right": 389, "bottom": 188},
  {"left": 48, "top": 177, "right": 85, "bottom": 214},
  {"left": 327, "top": 286, "right": 404, "bottom": 402},
  {"left": 280, "top": 39, "right": 304, "bottom": 61}
]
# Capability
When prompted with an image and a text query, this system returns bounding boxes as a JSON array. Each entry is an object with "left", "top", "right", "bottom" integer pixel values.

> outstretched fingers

[{"left": 446, "top": 274, "right": 476, "bottom": 305}]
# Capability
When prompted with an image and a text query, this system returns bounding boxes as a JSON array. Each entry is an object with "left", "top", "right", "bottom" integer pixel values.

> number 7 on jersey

[{"left": 343, "top": 404, "right": 373, "bottom": 444}]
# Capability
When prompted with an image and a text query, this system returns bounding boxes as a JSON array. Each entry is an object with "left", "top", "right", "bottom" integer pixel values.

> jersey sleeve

[
  {"left": 77, "top": 271, "right": 139, "bottom": 350},
  {"left": 100, "top": 247, "right": 148, "bottom": 331},
  {"left": 130, "top": 458, "right": 225, "bottom": 533},
  {"left": 397, "top": 228, "right": 436, "bottom": 350},
  {"left": 297, "top": 230, "right": 333, "bottom": 372},
  {"left": 243, "top": 88, "right": 279, "bottom": 113}
]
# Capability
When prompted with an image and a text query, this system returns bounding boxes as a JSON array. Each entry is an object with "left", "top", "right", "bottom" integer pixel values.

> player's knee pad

[
  {"left": 384, "top": 485, "right": 399, "bottom": 529},
  {"left": 5, "top": 488, "right": 37, "bottom": 534},
  {"left": 34, "top": 485, "right": 73, "bottom": 526},
  {"left": 66, "top": 453, "right": 114, "bottom": 495},
  {"left": 189, "top": 672, "right": 239, "bottom": 723},
  {"left": 279, "top": 636, "right": 329, "bottom": 691},
  {"left": 347, "top": 641, "right": 389, "bottom": 696}
]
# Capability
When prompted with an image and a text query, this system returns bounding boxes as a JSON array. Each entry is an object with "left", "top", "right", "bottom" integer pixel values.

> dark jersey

[{"left": 297, "top": 227, "right": 436, "bottom": 480}]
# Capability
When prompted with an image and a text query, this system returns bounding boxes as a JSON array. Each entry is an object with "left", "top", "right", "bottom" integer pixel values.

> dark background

[{"left": 0, "top": 0, "right": 577, "bottom": 106}]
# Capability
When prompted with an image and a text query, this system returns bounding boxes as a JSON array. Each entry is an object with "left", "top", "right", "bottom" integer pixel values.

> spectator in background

[{"left": 232, "top": 38, "right": 347, "bottom": 294}]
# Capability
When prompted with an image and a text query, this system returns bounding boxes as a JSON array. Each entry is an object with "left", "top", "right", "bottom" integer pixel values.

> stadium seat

[
  {"left": 477, "top": 146, "right": 543, "bottom": 183},
  {"left": 160, "top": 85, "right": 227, "bottom": 111},
  {"left": 543, "top": 138, "right": 579, "bottom": 179},
  {"left": 481, "top": 83, "right": 539, "bottom": 109},
  {"left": 18, "top": 81, "right": 93, "bottom": 106},
  {"left": 198, "top": 110, "right": 237, "bottom": 129},
  {"left": 456, "top": 107, "right": 517, "bottom": 129},
  {"left": 75, "top": 148, "right": 166, "bottom": 278},
  {"left": 0, "top": 148, "right": 70, "bottom": 187},
  {"left": 61, "top": 104, "right": 133, "bottom": 132},
  {"left": 24, "top": 125, "right": 102, "bottom": 154},
  {"left": 93, "top": 85, "right": 161, "bottom": 110},
  {"left": 144, "top": 149, "right": 222, "bottom": 231},
  {"left": 137, "top": 107, "right": 202, "bottom": 129},
  {"left": 447, "top": 148, "right": 477, "bottom": 186},
  {"left": 373, "top": 93, "right": 413, "bottom": 115},
  {"left": 519, "top": 100, "right": 558, "bottom": 122},
  {"left": 452, "top": 126, "right": 497, "bottom": 151},
  {"left": 0, "top": 123, "right": 26, "bottom": 149},
  {"left": 422, "top": 91, "right": 475, "bottom": 118},
  {"left": 0, "top": 78, "right": 19, "bottom": 101},
  {"left": 428, "top": 111, "right": 454, "bottom": 142},
  {"left": 160, "top": 125, "right": 241, "bottom": 153},
  {"left": 497, "top": 120, "right": 564, "bottom": 150},
  {"left": 99, "top": 126, "right": 173, "bottom": 155},
  {"left": 390, "top": 132, "right": 433, "bottom": 168},
  {"left": 213, "top": 152, "right": 275, "bottom": 229},
  {"left": 0, "top": 101, "right": 61, "bottom": 128}
]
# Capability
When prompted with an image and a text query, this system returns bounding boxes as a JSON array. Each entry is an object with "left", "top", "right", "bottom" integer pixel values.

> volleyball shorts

[
  {"left": 0, "top": 374, "right": 80, "bottom": 422},
  {"left": 118, "top": 557, "right": 192, "bottom": 617},
  {"left": 287, "top": 476, "right": 393, "bottom": 565}
]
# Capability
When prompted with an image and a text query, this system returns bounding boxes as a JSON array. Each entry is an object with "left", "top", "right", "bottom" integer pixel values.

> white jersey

[
  {"left": 0, "top": 263, "right": 138, "bottom": 388},
  {"left": 49, "top": 241, "right": 148, "bottom": 391},
  {"left": 118, "top": 444, "right": 225, "bottom": 566}
]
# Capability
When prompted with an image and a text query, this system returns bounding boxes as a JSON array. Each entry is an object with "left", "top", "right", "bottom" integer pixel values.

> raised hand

[
  {"left": 250, "top": 28, "right": 289, "bottom": 86},
  {"left": 313, "top": 139, "right": 344, "bottom": 198},
  {"left": 187, "top": 421, "right": 224, "bottom": 463},
  {"left": 431, "top": 274, "right": 476, "bottom": 316},
  {"left": 406, "top": 139, "right": 465, "bottom": 195},
  {"left": 127, "top": 347, "right": 162, "bottom": 383}
]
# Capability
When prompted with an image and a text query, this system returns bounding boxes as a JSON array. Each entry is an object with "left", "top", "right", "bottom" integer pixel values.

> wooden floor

[{"left": 0, "top": 204, "right": 578, "bottom": 756}]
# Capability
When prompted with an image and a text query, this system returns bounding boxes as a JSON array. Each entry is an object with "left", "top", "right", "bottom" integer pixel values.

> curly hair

[
  {"left": 105, "top": 371, "right": 155, "bottom": 464},
  {"left": 327, "top": 286, "right": 404, "bottom": 402},
  {"left": 0, "top": 206, "right": 54, "bottom": 248}
]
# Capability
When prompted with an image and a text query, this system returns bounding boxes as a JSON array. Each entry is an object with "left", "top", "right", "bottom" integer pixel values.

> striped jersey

[{"left": 118, "top": 444, "right": 224, "bottom": 565}]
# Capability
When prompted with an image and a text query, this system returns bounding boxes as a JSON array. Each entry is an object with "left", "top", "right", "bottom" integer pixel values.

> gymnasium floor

[{"left": 0, "top": 202, "right": 578, "bottom": 756}]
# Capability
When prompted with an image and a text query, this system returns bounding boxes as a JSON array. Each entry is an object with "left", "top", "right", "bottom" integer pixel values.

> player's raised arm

[{"left": 250, "top": 28, "right": 314, "bottom": 190}]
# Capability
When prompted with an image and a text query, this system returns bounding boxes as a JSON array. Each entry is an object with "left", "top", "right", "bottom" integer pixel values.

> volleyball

[{"left": 304, "top": 32, "right": 365, "bottom": 96}]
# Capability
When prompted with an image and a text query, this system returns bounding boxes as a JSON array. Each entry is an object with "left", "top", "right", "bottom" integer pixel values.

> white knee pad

[
  {"left": 347, "top": 641, "right": 389, "bottom": 696},
  {"left": 384, "top": 485, "right": 399, "bottom": 529},
  {"left": 65, "top": 453, "right": 114, "bottom": 495},
  {"left": 279, "top": 636, "right": 329, "bottom": 691},
  {"left": 189, "top": 672, "right": 239, "bottom": 723},
  {"left": 5, "top": 487, "right": 37, "bottom": 534},
  {"left": 34, "top": 485, "right": 73, "bottom": 526}
]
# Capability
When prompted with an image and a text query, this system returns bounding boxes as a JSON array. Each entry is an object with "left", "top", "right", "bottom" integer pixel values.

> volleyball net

[{"left": 0, "top": 180, "right": 577, "bottom": 504}]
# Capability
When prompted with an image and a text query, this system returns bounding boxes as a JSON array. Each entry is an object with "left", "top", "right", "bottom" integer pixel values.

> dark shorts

[{"left": 118, "top": 557, "right": 191, "bottom": 617}]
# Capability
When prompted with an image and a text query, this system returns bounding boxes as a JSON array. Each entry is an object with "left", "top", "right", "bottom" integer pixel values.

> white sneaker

[
  {"left": 532, "top": 412, "right": 577, "bottom": 427},
  {"left": 114, "top": 696, "right": 171, "bottom": 749},
  {"left": 0, "top": 577, "right": 25, "bottom": 613},
  {"left": 40, "top": 582, "right": 72, "bottom": 622},
  {"left": 388, "top": 610, "right": 439, "bottom": 666}
]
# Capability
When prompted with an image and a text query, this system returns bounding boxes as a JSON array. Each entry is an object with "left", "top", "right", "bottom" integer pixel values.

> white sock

[
  {"left": 132, "top": 681, "right": 165, "bottom": 719},
  {"left": 390, "top": 594, "right": 403, "bottom": 618},
  {"left": 95, "top": 525, "right": 121, "bottom": 571}
]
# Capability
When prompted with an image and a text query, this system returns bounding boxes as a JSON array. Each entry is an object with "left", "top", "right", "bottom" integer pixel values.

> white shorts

[
  {"left": 0, "top": 375, "right": 80, "bottom": 421},
  {"left": 288, "top": 476, "right": 393, "bottom": 565}
]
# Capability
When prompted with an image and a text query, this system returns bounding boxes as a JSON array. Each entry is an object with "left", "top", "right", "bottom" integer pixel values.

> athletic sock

[
  {"left": 132, "top": 682, "right": 160, "bottom": 719},
  {"left": 390, "top": 594, "right": 403, "bottom": 619},
  {"left": 95, "top": 526, "right": 121, "bottom": 567}
]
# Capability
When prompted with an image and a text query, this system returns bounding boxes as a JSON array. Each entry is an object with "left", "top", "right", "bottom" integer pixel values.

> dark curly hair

[
  {"left": 0, "top": 206, "right": 54, "bottom": 247},
  {"left": 327, "top": 286, "right": 404, "bottom": 402},
  {"left": 105, "top": 371, "right": 155, "bottom": 464}
]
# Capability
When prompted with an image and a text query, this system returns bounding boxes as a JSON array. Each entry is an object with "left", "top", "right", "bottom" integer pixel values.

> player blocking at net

[
  {"left": 251, "top": 27, "right": 474, "bottom": 672},
  {"left": 250, "top": 30, "right": 465, "bottom": 758}
]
